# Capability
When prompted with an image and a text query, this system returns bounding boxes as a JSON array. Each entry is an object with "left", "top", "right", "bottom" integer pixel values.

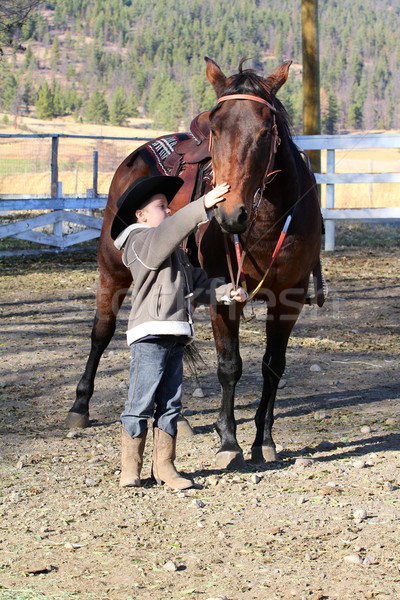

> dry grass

[
  {"left": 320, "top": 147, "right": 400, "bottom": 208},
  {"left": 1, "top": 114, "right": 399, "bottom": 207},
  {"left": 0, "top": 171, "right": 115, "bottom": 196},
  {"left": 0, "top": 114, "right": 170, "bottom": 197},
  {"left": 0, "top": 112, "right": 170, "bottom": 140}
]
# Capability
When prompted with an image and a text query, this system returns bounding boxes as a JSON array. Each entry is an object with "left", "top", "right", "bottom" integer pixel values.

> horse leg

[
  {"left": 211, "top": 303, "right": 246, "bottom": 469},
  {"left": 251, "top": 294, "right": 304, "bottom": 463},
  {"left": 66, "top": 153, "right": 149, "bottom": 428},
  {"left": 66, "top": 269, "right": 132, "bottom": 428}
]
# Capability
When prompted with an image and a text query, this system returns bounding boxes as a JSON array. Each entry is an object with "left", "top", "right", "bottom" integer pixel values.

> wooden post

[
  {"left": 53, "top": 181, "right": 64, "bottom": 244},
  {"left": 301, "top": 0, "right": 321, "bottom": 180},
  {"left": 92, "top": 150, "right": 98, "bottom": 198},
  {"left": 51, "top": 135, "right": 59, "bottom": 199},
  {"left": 51, "top": 136, "right": 63, "bottom": 246}
]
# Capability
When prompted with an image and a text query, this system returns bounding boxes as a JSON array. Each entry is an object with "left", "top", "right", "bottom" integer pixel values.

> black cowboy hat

[{"left": 110, "top": 175, "right": 184, "bottom": 240}]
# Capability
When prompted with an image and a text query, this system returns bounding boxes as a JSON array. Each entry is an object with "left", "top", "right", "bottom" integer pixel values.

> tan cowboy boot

[
  {"left": 152, "top": 427, "right": 193, "bottom": 490},
  {"left": 120, "top": 427, "right": 147, "bottom": 487}
]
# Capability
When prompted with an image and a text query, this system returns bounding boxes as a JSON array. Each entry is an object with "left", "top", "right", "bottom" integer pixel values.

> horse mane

[
  {"left": 226, "top": 65, "right": 276, "bottom": 103},
  {"left": 211, "top": 62, "right": 289, "bottom": 128}
]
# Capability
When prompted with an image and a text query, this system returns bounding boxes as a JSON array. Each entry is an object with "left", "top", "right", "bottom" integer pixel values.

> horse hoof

[
  {"left": 177, "top": 415, "right": 195, "bottom": 439},
  {"left": 251, "top": 446, "right": 278, "bottom": 464},
  {"left": 66, "top": 411, "right": 89, "bottom": 429},
  {"left": 215, "top": 450, "right": 246, "bottom": 470}
]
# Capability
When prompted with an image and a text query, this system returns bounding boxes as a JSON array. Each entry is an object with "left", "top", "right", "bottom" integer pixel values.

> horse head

[{"left": 205, "top": 57, "right": 291, "bottom": 233}]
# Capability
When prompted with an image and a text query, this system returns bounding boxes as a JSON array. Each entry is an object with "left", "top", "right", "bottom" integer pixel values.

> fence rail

[
  {"left": 296, "top": 133, "right": 400, "bottom": 250},
  {"left": 0, "top": 132, "right": 399, "bottom": 252}
]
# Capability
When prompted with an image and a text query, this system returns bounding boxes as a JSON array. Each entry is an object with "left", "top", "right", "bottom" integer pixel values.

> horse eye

[
  {"left": 211, "top": 128, "right": 217, "bottom": 137},
  {"left": 259, "top": 129, "right": 269, "bottom": 139}
]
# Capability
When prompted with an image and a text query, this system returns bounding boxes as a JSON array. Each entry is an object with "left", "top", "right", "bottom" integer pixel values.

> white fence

[
  {"left": 0, "top": 133, "right": 399, "bottom": 252},
  {"left": 0, "top": 133, "right": 148, "bottom": 251},
  {"left": 294, "top": 133, "right": 400, "bottom": 250}
]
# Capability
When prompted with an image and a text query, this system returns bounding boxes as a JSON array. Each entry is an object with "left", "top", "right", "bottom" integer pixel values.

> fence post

[
  {"left": 52, "top": 181, "right": 63, "bottom": 245},
  {"left": 51, "top": 136, "right": 59, "bottom": 199},
  {"left": 51, "top": 136, "right": 63, "bottom": 247},
  {"left": 324, "top": 148, "right": 335, "bottom": 251},
  {"left": 93, "top": 150, "right": 98, "bottom": 197}
]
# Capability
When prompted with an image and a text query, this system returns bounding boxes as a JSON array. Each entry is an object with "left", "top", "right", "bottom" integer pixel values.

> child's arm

[
  {"left": 129, "top": 184, "right": 230, "bottom": 270},
  {"left": 190, "top": 265, "right": 248, "bottom": 306}
]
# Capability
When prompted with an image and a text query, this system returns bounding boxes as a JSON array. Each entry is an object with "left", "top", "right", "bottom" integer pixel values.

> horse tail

[{"left": 183, "top": 342, "right": 205, "bottom": 379}]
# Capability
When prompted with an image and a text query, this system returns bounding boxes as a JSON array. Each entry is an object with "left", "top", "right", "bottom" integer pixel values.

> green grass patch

[
  {"left": 0, "top": 158, "right": 92, "bottom": 175},
  {"left": 0, "top": 158, "right": 49, "bottom": 174}
]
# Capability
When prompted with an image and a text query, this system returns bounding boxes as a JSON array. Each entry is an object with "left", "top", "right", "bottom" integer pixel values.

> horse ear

[
  {"left": 264, "top": 61, "right": 292, "bottom": 96},
  {"left": 205, "top": 57, "right": 227, "bottom": 97}
]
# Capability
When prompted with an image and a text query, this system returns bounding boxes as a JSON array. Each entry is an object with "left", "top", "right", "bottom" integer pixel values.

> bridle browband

[{"left": 217, "top": 93, "right": 277, "bottom": 113}]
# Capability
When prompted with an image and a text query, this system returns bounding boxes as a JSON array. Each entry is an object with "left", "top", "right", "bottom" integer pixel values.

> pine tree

[
  {"left": 23, "top": 46, "right": 35, "bottom": 71},
  {"left": 1, "top": 72, "right": 18, "bottom": 111},
  {"left": 127, "top": 90, "right": 140, "bottom": 118},
  {"left": 36, "top": 82, "right": 54, "bottom": 119},
  {"left": 64, "top": 86, "right": 82, "bottom": 113},
  {"left": 85, "top": 90, "right": 109, "bottom": 124},
  {"left": 52, "top": 82, "right": 66, "bottom": 117},
  {"left": 154, "top": 79, "right": 185, "bottom": 130},
  {"left": 347, "top": 102, "right": 363, "bottom": 130},
  {"left": 110, "top": 85, "right": 129, "bottom": 126},
  {"left": 2, "top": 0, "right": 400, "bottom": 131},
  {"left": 0, "top": 0, "right": 42, "bottom": 54},
  {"left": 322, "top": 92, "right": 339, "bottom": 134},
  {"left": 51, "top": 37, "right": 60, "bottom": 71},
  {"left": 21, "top": 80, "right": 35, "bottom": 114}
]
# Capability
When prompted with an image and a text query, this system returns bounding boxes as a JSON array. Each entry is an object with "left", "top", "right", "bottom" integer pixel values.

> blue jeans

[{"left": 121, "top": 337, "right": 185, "bottom": 439}]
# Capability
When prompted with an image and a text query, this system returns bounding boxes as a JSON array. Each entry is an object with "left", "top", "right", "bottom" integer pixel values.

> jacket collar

[{"left": 113, "top": 223, "right": 150, "bottom": 250}]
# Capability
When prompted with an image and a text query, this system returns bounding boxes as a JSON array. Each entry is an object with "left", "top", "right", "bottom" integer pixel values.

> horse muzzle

[{"left": 215, "top": 204, "right": 248, "bottom": 233}]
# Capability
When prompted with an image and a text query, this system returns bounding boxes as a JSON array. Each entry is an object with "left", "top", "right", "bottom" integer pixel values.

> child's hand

[
  {"left": 204, "top": 182, "right": 230, "bottom": 209},
  {"left": 230, "top": 287, "right": 248, "bottom": 303}
]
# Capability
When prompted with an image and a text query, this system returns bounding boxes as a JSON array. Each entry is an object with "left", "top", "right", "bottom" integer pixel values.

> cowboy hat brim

[{"left": 110, "top": 175, "right": 184, "bottom": 241}]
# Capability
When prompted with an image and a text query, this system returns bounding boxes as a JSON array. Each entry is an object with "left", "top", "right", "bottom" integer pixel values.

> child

[{"left": 111, "top": 175, "right": 247, "bottom": 490}]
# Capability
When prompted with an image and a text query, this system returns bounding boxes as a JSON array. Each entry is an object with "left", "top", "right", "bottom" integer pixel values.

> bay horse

[{"left": 67, "top": 58, "right": 324, "bottom": 468}]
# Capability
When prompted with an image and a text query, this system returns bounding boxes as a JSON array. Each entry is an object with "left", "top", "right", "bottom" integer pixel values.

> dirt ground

[{"left": 0, "top": 239, "right": 400, "bottom": 600}]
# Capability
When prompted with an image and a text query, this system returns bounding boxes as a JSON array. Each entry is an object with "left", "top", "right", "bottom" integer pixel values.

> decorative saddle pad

[{"left": 139, "top": 133, "right": 193, "bottom": 176}]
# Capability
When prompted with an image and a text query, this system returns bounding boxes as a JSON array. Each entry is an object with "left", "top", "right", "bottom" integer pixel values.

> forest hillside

[{"left": 0, "top": 0, "right": 398, "bottom": 133}]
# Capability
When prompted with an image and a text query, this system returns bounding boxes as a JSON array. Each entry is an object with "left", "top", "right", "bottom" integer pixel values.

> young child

[{"left": 111, "top": 175, "right": 247, "bottom": 490}]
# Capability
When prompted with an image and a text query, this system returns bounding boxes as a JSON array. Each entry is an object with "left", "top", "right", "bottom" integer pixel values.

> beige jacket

[{"left": 114, "top": 197, "right": 234, "bottom": 345}]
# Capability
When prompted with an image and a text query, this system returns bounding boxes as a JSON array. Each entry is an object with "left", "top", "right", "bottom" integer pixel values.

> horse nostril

[{"left": 237, "top": 206, "right": 248, "bottom": 225}]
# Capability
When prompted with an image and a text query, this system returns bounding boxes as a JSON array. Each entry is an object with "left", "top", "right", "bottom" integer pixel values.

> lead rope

[
  {"left": 244, "top": 207, "right": 294, "bottom": 302},
  {"left": 224, "top": 207, "right": 294, "bottom": 302}
]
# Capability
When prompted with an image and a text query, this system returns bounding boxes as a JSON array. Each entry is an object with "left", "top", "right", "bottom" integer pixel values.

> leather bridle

[
  {"left": 210, "top": 93, "right": 281, "bottom": 196},
  {"left": 209, "top": 93, "right": 292, "bottom": 302}
]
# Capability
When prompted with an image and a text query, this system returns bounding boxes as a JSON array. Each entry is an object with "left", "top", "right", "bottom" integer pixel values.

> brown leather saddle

[
  {"left": 164, "top": 111, "right": 212, "bottom": 212},
  {"left": 164, "top": 111, "right": 211, "bottom": 175},
  {"left": 175, "top": 110, "right": 211, "bottom": 162}
]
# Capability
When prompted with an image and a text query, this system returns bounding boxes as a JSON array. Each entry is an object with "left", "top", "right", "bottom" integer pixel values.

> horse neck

[{"left": 266, "top": 132, "right": 301, "bottom": 210}]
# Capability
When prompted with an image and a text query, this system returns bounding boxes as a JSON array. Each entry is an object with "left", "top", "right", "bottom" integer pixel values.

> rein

[
  {"left": 212, "top": 93, "right": 288, "bottom": 302},
  {"left": 242, "top": 208, "right": 294, "bottom": 302}
]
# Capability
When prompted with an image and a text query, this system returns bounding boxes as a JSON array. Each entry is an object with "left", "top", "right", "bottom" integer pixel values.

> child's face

[{"left": 135, "top": 193, "right": 171, "bottom": 227}]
